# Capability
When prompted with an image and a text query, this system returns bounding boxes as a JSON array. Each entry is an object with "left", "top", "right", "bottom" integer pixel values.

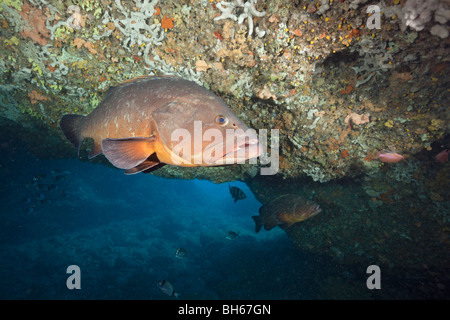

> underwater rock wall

[
  {"left": 0, "top": 0, "right": 449, "bottom": 298},
  {"left": 0, "top": 0, "right": 448, "bottom": 182},
  {"left": 247, "top": 156, "right": 450, "bottom": 298}
]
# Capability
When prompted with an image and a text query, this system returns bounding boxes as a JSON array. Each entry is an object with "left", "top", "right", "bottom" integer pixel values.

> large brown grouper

[
  {"left": 252, "top": 194, "right": 321, "bottom": 233},
  {"left": 60, "top": 76, "right": 261, "bottom": 174}
]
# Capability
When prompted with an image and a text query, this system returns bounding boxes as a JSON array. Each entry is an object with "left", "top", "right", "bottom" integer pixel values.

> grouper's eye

[{"left": 215, "top": 114, "right": 228, "bottom": 126}]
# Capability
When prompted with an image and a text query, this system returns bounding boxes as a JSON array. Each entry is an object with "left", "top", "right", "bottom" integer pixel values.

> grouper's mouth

[{"left": 203, "top": 134, "right": 262, "bottom": 165}]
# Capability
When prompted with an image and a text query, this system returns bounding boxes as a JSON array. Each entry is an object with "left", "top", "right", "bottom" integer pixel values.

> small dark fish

[
  {"left": 32, "top": 174, "right": 46, "bottom": 182},
  {"left": 157, "top": 280, "right": 180, "bottom": 299},
  {"left": 252, "top": 194, "right": 321, "bottom": 233},
  {"left": 175, "top": 247, "right": 189, "bottom": 258},
  {"left": 225, "top": 231, "right": 239, "bottom": 240},
  {"left": 229, "top": 184, "right": 246, "bottom": 202}
]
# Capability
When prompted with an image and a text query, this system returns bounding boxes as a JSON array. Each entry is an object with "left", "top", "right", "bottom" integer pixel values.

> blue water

[{"left": 1, "top": 149, "right": 363, "bottom": 300}]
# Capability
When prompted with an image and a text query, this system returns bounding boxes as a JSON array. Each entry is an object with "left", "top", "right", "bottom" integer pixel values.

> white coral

[
  {"left": 112, "top": 0, "right": 164, "bottom": 48},
  {"left": 435, "top": 1, "right": 450, "bottom": 24},
  {"left": 214, "top": 1, "right": 239, "bottom": 21},
  {"left": 403, "top": 0, "right": 439, "bottom": 31},
  {"left": 214, "top": 0, "right": 266, "bottom": 37},
  {"left": 66, "top": 5, "right": 82, "bottom": 30},
  {"left": 400, "top": 0, "right": 449, "bottom": 38},
  {"left": 303, "top": 166, "right": 330, "bottom": 183},
  {"left": 317, "top": 0, "right": 330, "bottom": 14},
  {"left": 430, "top": 24, "right": 449, "bottom": 38}
]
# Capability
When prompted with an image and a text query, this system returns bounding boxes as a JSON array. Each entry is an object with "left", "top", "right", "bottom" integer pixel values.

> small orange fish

[
  {"left": 373, "top": 151, "right": 405, "bottom": 163},
  {"left": 365, "top": 150, "right": 405, "bottom": 163}
]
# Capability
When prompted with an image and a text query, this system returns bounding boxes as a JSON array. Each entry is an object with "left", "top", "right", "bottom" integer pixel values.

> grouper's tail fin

[{"left": 60, "top": 114, "right": 84, "bottom": 155}]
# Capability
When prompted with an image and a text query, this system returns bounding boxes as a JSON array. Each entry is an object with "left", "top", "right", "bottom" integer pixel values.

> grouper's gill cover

[{"left": 59, "top": 75, "right": 261, "bottom": 174}]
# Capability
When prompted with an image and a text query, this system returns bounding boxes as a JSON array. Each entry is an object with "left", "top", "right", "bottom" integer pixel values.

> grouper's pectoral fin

[
  {"left": 123, "top": 153, "right": 166, "bottom": 174},
  {"left": 124, "top": 159, "right": 166, "bottom": 175},
  {"left": 280, "top": 222, "right": 295, "bottom": 229},
  {"left": 101, "top": 137, "right": 156, "bottom": 170},
  {"left": 263, "top": 215, "right": 280, "bottom": 231}
]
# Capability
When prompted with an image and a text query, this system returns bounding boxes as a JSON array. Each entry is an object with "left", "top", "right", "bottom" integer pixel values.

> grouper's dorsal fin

[
  {"left": 119, "top": 75, "right": 180, "bottom": 86},
  {"left": 101, "top": 136, "right": 156, "bottom": 170},
  {"left": 104, "top": 85, "right": 118, "bottom": 99},
  {"left": 119, "top": 75, "right": 154, "bottom": 85}
]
